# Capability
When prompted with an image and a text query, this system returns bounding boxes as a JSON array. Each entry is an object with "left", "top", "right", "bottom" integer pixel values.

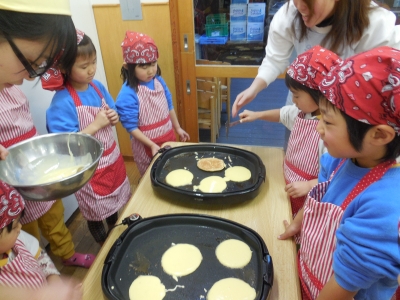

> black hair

[
  {"left": 0, "top": 10, "right": 77, "bottom": 74},
  {"left": 120, "top": 62, "right": 161, "bottom": 92},
  {"left": 320, "top": 97, "right": 400, "bottom": 161},
  {"left": 284, "top": 73, "right": 321, "bottom": 105},
  {"left": 0, "top": 209, "right": 24, "bottom": 235},
  {"left": 64, "top": 34, "right": 97, "bottom": 78}
]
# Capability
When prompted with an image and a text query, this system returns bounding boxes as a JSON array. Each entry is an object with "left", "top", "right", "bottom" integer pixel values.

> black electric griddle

[
  {"left": 150, "top": 144, "right": 266, "bottom": 204},
  {"left": 102, "top": 214, "right": 273, "bottom": 300}
]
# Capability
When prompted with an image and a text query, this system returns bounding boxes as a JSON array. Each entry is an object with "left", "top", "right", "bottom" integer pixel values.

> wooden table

[{"left": 82, "top": 142, "right": 301, "bottom": 300}]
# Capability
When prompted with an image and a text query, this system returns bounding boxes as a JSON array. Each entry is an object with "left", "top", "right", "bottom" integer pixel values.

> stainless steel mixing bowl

[{"left": 0, "top": 133, "right": 104, "bottom": 201}]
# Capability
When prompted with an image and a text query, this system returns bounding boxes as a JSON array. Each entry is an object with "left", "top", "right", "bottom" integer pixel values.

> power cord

[{"left": 106, "top": 213, "right": 142, "bottom": 238}]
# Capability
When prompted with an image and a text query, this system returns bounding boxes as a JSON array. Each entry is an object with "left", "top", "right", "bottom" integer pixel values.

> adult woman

[
  {"left": 0, "top": 1, "right": 82, "bottom": 299},
  {"left": 232, "top": 0, "right": 400, "bottom": 117}
]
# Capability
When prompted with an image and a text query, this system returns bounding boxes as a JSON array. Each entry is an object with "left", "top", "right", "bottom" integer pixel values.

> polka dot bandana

[
  {"left": 0, "top": 181, "right": 24, "bottom": 230},
  {"left": 319, "top": 46, "right": 400, "bottom": 134},
  {"left": 121, "top": 31, "right": 159, "bottom": 64},
  {"left": 287, "top": 45, "right": 342, "bottom": 90}
]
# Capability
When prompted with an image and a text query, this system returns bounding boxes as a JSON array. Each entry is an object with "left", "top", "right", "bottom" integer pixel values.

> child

[
  {"left": 0, "top": 180, "right": 61, "bottom": 288},
  {"left": 43, "top": 30, "right": 132, "bottom": 245},
  {"left": 279, "top": 46, "right": 400, "bottom": 299},
  {"left": 115, "top": 31, "right": 190, "bottom": 176},
  {"left": 0, "top": 86, "right": 95, "bottom": 268},
  {"left": 239, "top": 45, "right": 339, "bottom": 217}
]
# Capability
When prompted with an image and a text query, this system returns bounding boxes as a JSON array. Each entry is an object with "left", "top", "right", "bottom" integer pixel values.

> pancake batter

[
  {"left": 129, "top": 275, "right": 166, "bottom": 300},
  {"left": 161, "top": 243, "right": 202, "bottom": 277},
  {"left": 165, "top": 169, "right": 194, "bottom": 187},
  {"left": 224, "top": 166, "right": 251, "bottom": 182},
  {"left": 207, "top": 278, "right": 256, "bottom": 300},
  {"left": 216, "top": 239, "right": 252, "bottom": 269},
  {"left": 193, "top": 176, "right": 227, "bottom": 193}
]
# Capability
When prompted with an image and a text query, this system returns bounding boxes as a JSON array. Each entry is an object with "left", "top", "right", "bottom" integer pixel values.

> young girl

[
  {"left": 0, "top": 86, "right": 94, "bottom": 268},
  {"left": 0, "top": 180, "right": 61, "bottom": 288},
  {"left": 115, "top": 31, "right": 190, "bottom": 175},
  {"left": 43, "top": 30, "right": 132, "bottom": 245},
  {"left": 239, "top": 45, "right": 339, "bottom": 217},
  {"left": 232, "top": 0, "right": 400, "bottom": 117},
  {"left": 279, "top": 46, "right": 400, "bottom": 300}
]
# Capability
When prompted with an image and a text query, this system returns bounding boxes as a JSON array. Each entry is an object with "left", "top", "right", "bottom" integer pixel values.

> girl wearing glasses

[{"left": 0, "top": 1, "right": 82, "bottom": 300}]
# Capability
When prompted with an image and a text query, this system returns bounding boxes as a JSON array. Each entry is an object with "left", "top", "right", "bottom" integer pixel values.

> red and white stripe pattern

[
  {"left": 131, "top": 78, "right": 174, "bottom": 175},
  {"left": 0, "top": 86, "right": 54, "bottom": 224},
  {"left": 298, "top": 159, "right": 395, "bottom": 299},
  {"left": 66, "top": 82, "right": 131, "bottom": 221},
  {"left": 283, "top": 113, "right": 320, "bottom": 216},
  {"left": 0, "top": 239, "right": 46, "bottom": 288}
]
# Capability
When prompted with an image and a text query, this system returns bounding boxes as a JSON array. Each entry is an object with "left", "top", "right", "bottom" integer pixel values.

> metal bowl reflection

[{"left": 0, "top": 133, "right": 104, "bottom": 201}]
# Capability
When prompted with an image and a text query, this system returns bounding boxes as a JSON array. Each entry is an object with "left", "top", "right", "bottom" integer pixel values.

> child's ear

[
  {"left": 122, "top": 62, "right": 128, "bottom": 70},
  {"left": 368, "top": 125, "right": 396, "bottom": 146}
]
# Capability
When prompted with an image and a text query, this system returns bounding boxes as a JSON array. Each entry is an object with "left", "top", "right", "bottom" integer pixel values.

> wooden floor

[{"left": 47, "top": 159, "right": 141, "bottom": 282}]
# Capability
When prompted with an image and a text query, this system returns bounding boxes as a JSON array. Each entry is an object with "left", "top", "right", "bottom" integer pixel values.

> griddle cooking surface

[
  {"left": 102, "top": 214, "right": 273, "bottom": 300},
  {"left": 151, "top": 145, "right": 266, "bottom": 203}
]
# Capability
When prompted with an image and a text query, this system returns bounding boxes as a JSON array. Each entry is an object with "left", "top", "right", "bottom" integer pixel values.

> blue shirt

[
  {"left": 318, "top": 153, "right": 400, "bottom": 299},
  {"left": 115, "top": 75, "right": 173, "bottom": 133},
  {"left": 46, "top": 80, "right": 116, "bottom": 133}
]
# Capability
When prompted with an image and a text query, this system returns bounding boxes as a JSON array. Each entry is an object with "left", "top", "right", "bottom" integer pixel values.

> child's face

[
  {"left": 0, "top": 215, "right": 22, "bottom": 254},
  {"left": 68, "top": 54, "right": 97, "bottom": 87},
  {"left": 316, "top": 100, "right": 358, "bottom": 158},
  {"left": 134, "top": 61, "right": 158, "bottom": 83},
  {"left": 290, "top": 88, "right": 319, "bottom": 114}
]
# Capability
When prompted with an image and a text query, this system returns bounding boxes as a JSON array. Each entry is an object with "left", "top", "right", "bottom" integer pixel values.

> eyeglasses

[{"left": 4, "top": 32, "right": 48, "bottom": 78}]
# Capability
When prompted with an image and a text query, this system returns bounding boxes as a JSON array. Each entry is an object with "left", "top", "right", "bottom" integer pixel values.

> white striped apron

[
  {"left": 284, "top": 112, "right": 320, "bottom": 218},
  {"left": 0, "top": 239, "right": 46, "bottom": 288},
  {"left": 0, "top": 86, "right": 54, "bottom": 224},
  {"left": 66, "top": 82, "right": 131, "bottom": 221},
  {"left": 131, "top": 78, "right": 176, "bottom": 175},
  {"left": 298, "top": 159, "right": 395, "bottom": 299}
]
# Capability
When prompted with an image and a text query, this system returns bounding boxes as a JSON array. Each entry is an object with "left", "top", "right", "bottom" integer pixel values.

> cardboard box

[
  {"left": 247, "top": 22, "right": 264, "bottom": 41},
  {"left": 230, "top": 4, "right": 247, "bottom": 22},
  {"left": 230, "top": 21, "right": 247, "bottom": 41},
  {"left": 247, "top": 3, "right": 266, "bottom": 23}
]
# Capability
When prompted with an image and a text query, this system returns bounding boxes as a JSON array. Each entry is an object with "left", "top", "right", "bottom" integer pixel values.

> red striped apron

[
  {"left": 298, "top": 159, "right": 396, "bottom": 299},
  {"left": 0, "top": 239, "right": 46, "bottom": 288},
  {"left": 66, "top": 82, "right": 131, "bottom": 221},
  {"left": 0, "top": 86, "right": 54, "bottom": 224},
  {"left": 283, "top": 112, "right": 320, "bottom": 218},
  {"left": 131, "top": 78, "right": 176, "bottom": 175}
]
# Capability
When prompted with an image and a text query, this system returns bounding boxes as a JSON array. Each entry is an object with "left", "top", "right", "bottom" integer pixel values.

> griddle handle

[{"left": 263, "top": 254, "right": 274, "bottom": 287}]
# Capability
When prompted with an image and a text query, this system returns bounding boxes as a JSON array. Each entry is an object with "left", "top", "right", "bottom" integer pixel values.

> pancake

[
  {"left": 129, "top": 275, "right": 166, "bottom": 300},
  {"left": 165, "top": 169, "right": 194, "bottom": 187},
  {"left": 194, "top": 176, "right": 227, "bottom": 193},
  {"left": 197, "top": 157, "right": 225, "bottom": 172},
  {"left": 224, "top": 166, "right": 251, "bottom": 182},
  {"left": 207, "top": 278, "right": 256, "bottom": 300},
  {"left": 161, "top": 243, "right": 203, "bottom": 277},
  {"left": 216, "top": 239, "right": 252, "bottom": 269}
]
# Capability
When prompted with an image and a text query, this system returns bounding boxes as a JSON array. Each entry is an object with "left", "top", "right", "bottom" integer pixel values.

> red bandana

[
  {"left": 0, "top": 181, "right": 24, "bottom": 230},
  {"left": 287, "top": 45, "right": 342, "bottom": 90},
  {"left": 121, "top": 31, "right": 159, "bottom": 64},
  {"left": 319, "top": 46, "right": 400, "bottom": 134},
  {"left": 41, "top": 29, "right": 85, "bottom": 91}
]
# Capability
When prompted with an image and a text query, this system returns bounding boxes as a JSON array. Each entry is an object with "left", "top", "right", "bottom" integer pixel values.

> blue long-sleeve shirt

[
  {"left": 318, "top": 153, "right": 400, "bottom": 299},
  {"left": 46, "top": 80, "right": 116, "bottom": 133},
  {"left": 115, "top": 75, "right": 173, "bottom": 134}
]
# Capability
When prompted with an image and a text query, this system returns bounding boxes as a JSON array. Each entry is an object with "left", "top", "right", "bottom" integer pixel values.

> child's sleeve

[
  {"left": 156, "top": 76, "right": 173, "bottom": 110},
  {"left": 46, "top": 91, "right": 80, "bottom": 133},
  {"left": 279, "top": 105, "right": 299, "bottom": 130},
  {"left": 115, "top": 84, "right": 139, "bottom": 133},
  {"left": 18, "top": 231, "right": 60, "bottom": 277}
]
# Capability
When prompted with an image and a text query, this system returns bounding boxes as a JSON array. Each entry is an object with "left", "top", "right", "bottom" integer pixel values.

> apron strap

[
  {"left": 65, "top": 82, "right": 104, "bottom": 107},
  {"left": 341, "top": 159, "right": 396, "bottom": 210}
]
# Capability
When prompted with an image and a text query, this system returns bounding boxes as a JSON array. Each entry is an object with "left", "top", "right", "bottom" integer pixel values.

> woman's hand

[{"left": 232, "top": 87, "right": 258, "bottom": 117}]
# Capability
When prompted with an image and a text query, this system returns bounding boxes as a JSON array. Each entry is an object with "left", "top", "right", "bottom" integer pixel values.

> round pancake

[
  {"left": 197, "top": 157, "right": 225, "bottom": 172},
  {"left": 207, "top": 278, "right": 256, "bottom": 300},
  {"left": 224, "top": 166, "right": 251, "bottom": 182},
  {"left": 216, "top": 239, "right": 252, "bottom": 268},
  {"left": 129, "top": 275, "right": 166, "bottom": 300},
  {"left": 165, "top": 169, "right": 194, "bottom": 187},
  {"left": 161, "top": 243, "right": 203, "bottom": 277}
]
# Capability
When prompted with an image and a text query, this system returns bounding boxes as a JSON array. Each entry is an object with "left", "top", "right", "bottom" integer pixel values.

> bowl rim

[{"left": 0, "top": 132, "right": 104, "bottom": 188}]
